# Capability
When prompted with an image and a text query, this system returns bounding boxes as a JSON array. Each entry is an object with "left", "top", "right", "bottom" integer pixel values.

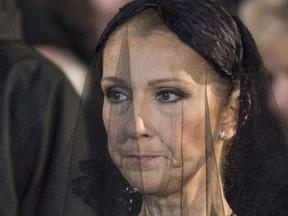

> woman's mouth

[
  {"left": 128, "top": 155, "right": 159, "bottom": 163},
  {"left": 123, "top": 154, "right": 165, "bottom": 171}
]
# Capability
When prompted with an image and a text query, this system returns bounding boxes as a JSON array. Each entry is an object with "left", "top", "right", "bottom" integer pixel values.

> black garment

[{"left": 0, "top": 41, "right": 82, "bottom": 216}]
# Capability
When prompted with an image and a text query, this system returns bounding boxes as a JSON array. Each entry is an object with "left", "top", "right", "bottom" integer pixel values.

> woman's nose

[{"left": 125, "top": 103, "right": 155, "bottom": 140}]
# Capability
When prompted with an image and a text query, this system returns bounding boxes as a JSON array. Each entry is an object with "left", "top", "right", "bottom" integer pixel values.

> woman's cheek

[
  {"left": 107, "top": 119, "right": 125, "bottom": 168},
  {"left": 102, "top": 100, "right": 111, "bottom": 131}
]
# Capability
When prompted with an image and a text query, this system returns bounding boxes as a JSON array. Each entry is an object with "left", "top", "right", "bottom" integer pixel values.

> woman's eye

[
  {"left": 106, "top": 89, "right": 129, "bottom": 103},
  {"left": 155, "top": 88, "right": 186, "bottom": 103}
]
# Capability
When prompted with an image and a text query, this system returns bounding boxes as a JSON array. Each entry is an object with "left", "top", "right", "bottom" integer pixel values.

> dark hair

[{"left": 94, "top": 0, "right": 242, "bottom": 80}]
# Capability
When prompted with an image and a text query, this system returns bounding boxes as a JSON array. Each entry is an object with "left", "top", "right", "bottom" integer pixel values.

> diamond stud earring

[{"left": 219, "top": 131, "right": 227, "bottom": 139}]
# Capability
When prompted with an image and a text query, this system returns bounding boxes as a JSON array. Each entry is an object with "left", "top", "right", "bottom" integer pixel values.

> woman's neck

[{"left": 138, "top": 161, "right": 232, "bottom": 216}]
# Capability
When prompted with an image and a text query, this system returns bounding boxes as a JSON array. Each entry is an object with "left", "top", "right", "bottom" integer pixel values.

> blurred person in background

[
  {"left": 0, "top": 0, "right": 87, "bottom": 215},
  {"left": 239, "top": 0, "right": 288, "bottom": 128}
]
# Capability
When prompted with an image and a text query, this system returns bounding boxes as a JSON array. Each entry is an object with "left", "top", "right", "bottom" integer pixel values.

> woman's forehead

[
  {"left": 104, "top": 22, "right": 208, "bottom": 68},
  {"left": 103, "top": 25, "right": 213, "bottom": 86},
  {"left": 104, "top": 9, "right": 174, "bottom": 49}
]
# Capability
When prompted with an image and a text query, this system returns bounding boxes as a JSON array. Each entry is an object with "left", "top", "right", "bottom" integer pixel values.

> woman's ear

[{"left": 219, "top": 87, "right": 240, "bottom": 140}]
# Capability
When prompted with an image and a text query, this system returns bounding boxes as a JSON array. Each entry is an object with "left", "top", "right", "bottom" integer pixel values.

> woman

[
  {"left": 70, "top": 0, "right": 288, "bottom": 215},
  {"left": 101, "top": 4, "right": 239, "bottom": 216}
]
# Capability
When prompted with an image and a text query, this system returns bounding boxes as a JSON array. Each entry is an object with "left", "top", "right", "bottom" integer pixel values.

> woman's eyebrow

[
  {"left": 101, "top": 77, "right": 130, "bottom": 87},
  {"left": 148, "top": 78, "right": 192, "bottom": 86}
]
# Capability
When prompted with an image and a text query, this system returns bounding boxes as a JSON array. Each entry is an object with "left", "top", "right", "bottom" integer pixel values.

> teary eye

[
  {"left": 105, "top": 88, "right": 129, "bottom": 103},
  {"left": 155, "top": 88, "right": 187, "bottom": 103}
]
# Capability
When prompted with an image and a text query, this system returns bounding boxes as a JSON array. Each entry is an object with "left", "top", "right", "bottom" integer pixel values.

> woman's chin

[{"left": 121, "top": 169, "right": 181, "bottom": 196}]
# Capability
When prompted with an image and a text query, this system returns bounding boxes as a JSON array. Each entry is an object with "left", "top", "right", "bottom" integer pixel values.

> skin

[{"left": 101, "top": 21, "right": 238, "bottom": 215}]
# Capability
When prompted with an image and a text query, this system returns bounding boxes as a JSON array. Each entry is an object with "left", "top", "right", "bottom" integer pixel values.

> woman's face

[{"left": 101, "top": 26, "right": 223, "bottom": 196}]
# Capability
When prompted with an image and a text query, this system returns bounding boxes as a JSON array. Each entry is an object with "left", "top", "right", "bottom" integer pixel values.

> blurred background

[{"left": 239, "top": 0, "right": 288, "bottom": 128}]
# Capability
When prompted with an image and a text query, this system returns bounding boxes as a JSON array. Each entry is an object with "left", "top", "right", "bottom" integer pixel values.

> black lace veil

[{"left": 63, "top": 0, "right": 288, "bottom": 215}]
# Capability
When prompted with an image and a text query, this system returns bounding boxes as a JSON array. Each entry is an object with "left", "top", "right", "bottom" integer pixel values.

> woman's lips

[
  {"left": 127, "top": 155, "right": 159, "bottom": 163},
  {"left": 124, "top": 155, "right": 164, "bottom": 171}
]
